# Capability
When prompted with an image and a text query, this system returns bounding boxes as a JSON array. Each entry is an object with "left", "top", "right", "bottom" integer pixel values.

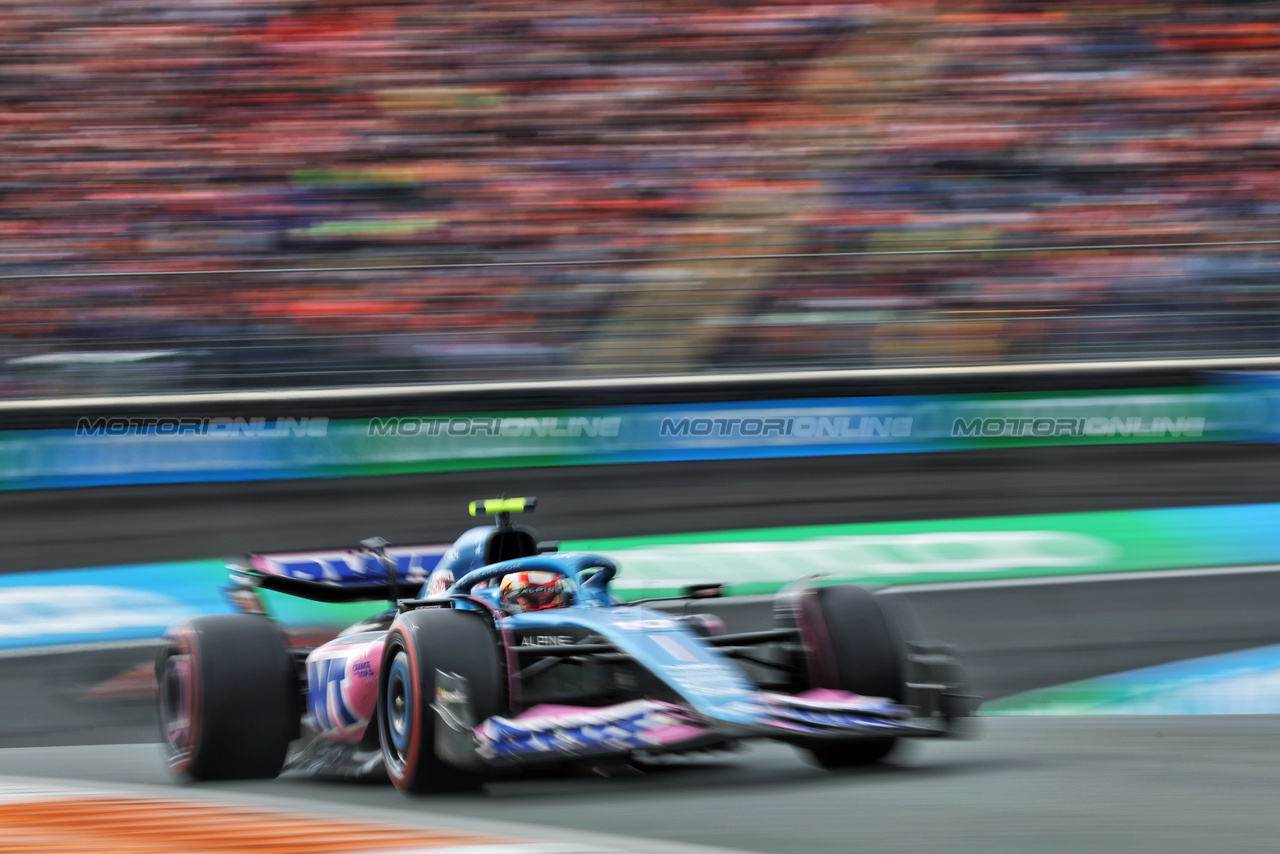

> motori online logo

[
  {"left": 951, "top": 416, "right": 1205, "bottom": 438},
  {"left": 658, "top": 416, "right": 913, "bottom": 439},
  {"left": 367, "top": 416, "right": 622, "bottom": 438},
  {"left": 75, "top": 417, "right": 329, "bottom": 438}
]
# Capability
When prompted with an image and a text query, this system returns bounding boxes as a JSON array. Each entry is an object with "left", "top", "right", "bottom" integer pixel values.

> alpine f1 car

[{"left": 156, "top": 498, "right": 973, "bottom": 792}]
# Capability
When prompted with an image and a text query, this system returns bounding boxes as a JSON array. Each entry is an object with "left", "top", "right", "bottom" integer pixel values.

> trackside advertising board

[
  {"left": 0, "top": 387, "right": 1258, "bottom": 489},
  {"left": 1217, "top": 371, "right": 1280, "bottom": 442},
  {"left": 986, "top": 643, "right": 1280, "bottom": 716},
  {"left": 0, "top": 556, "right": 448, "bottom": 652},
  {"left": 565, "top": 502, "right": 1280, "bottom": 598},
  {"left": 0, "top": 561, "right": 232, "bottom": 651}
]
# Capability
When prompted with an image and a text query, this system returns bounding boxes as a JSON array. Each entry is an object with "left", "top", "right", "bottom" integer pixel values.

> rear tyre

[
  {"left": 377, "top": 609, "right": 504, "bottom": 794},
  {"left": 156, "top": 614, "right": 298, "bottom": 780},
  {"left": 795, "top": 584, "right": 907, "bottom": 769}
]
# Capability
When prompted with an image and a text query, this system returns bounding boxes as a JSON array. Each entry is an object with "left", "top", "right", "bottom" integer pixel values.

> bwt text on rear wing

[{"left": 229, "top": 543, "right": 449, "bottom": 604}]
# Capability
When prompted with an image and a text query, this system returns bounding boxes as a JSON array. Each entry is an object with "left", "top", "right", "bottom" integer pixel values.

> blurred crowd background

[{"left": 2, "top": 0, "right": 1280, "bottom": 395}]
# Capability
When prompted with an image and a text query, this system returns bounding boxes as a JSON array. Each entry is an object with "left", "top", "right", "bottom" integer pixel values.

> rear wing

[{"left": 232, "top": 544, "right": 449, "bottom": 603}]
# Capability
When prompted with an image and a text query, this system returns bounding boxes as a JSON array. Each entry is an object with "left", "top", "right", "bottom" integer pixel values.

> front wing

[{"left": 434, "top": 673, "right": 952, "bottom": 768}]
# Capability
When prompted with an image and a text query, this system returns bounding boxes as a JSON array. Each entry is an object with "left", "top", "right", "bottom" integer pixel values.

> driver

[{"left": 499, "top": 570, "right": 570, "bottom": 612}]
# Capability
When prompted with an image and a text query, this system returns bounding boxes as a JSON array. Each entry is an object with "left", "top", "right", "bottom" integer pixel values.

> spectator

[{"left": 1, "top": 0, "right": 1278, "bottom": 393}]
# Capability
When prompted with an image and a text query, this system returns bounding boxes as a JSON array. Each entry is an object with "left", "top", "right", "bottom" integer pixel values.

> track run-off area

[
  {"left": 4, "top": 718, "right": 1280, "bottom": 854},
  {"left": 3, "top": 442, "right": 1280, "bottom": 852}
]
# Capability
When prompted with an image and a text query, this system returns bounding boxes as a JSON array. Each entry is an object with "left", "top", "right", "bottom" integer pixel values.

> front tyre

[
  {"left": 794, "top": 584, "right": 907, "bottom": 769},
  {"left": 377, "top": 609, "right": 504, "bottom": 794},
  {"left": 156, "top": 614, "right": 298, "bottom": 780}
]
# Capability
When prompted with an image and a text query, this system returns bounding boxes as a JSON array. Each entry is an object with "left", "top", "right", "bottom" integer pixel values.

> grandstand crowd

[{"left": 2, "top": 0, "right": 1279, "bottom": 393}]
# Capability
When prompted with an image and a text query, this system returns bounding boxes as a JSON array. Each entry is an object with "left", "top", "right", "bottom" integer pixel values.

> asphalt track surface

[
  {"left": 4, "top": 442, "right": 1280, "bottom": 851},
  {"left": 4, "top": 718, "right": 1280, "bottom": 854}
]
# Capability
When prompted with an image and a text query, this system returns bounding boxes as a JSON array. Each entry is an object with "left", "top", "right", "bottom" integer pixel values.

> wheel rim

[
  {"left": 382, "top": 651, "right": 414, "bottom": 776},
  {"left": 159, "top": 651, "right": 192, "bottom": 763}
]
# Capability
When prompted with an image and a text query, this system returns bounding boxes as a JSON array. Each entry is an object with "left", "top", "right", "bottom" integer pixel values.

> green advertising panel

[{"left": 566, "top": 503, "right": 1280, "bottom": 599}]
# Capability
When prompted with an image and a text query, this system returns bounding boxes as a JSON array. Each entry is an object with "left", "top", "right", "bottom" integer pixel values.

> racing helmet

[{"left": 500, "top": 570, "right": 570, "bottom": 612}]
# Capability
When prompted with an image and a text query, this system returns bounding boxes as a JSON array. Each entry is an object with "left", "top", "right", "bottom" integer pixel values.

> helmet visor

[{"left": 517, "top": 585, "right": 562, "bottom": 610}]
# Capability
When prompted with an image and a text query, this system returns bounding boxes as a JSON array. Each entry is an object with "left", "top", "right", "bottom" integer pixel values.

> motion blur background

[
  {"left": 5, "top": 5, "right": 1280, "bottom": 850},
  {"left": 4, "top": 0, "right": 1280, "bottom": 395}
]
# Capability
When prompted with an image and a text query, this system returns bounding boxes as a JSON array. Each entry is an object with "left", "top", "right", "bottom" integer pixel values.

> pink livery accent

[
  {"left": 795, "top": 688, "right": 873, "bottom": 704},
  {"left": 513, "top": 704, "right": 601, "bottom": 720},
  {"left": 764, "top": 688, "right": 904, "bottom": 717},
  {"left": 304, "top": 639, "right": 385, "bottom": 743},
  {"left": 475, "top": 699, "right": 712, "bottom": 760}
]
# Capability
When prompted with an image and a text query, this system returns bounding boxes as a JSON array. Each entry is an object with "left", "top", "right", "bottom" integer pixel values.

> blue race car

[{"left": 156, "top": 498, "right": 973, "bottom": 792}]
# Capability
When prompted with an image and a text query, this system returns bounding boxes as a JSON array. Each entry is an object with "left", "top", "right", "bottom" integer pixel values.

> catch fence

[{"left": 3, "top": 239, "right": 1279, "bottom": 398}]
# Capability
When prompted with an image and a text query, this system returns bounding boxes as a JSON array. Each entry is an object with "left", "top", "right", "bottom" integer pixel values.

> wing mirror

[{"left": 682, "top": 583, "right": 724, "bottom": 599}]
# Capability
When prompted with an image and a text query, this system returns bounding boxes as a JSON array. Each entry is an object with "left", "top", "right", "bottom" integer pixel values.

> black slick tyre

[
  {"left": 156, "top": 614, "right": 298, "bottom": 780},
  {"left": 798, "top": 584, "right": 907, "bottom": 769},
  {"left": 377, "top": 609, "right": 504, "bottom": 794}
]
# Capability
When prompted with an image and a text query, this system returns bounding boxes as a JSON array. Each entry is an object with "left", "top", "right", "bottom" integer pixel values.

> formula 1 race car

[{"left": 156, "top": 498, "right": 973, "bottom": 792}]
